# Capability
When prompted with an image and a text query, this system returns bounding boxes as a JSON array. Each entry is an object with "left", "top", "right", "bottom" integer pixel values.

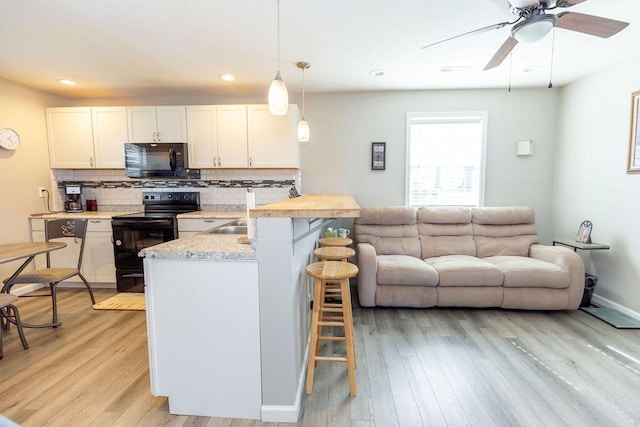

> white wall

[
  {"left": 301, "top": 89, "right": 559, "bottom": 243},
  {"left": 554, "top": 53, "right": 640, "bottom": 314},
  {"left": 0, "top": 78, "right": 64, "bottom": 281}
]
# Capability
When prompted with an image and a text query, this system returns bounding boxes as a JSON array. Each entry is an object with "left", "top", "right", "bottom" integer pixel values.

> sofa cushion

[
  {"left": 472, "top": 207, "right": 539, "bottom": 258},
  {"left": 377, "top": 255, "right": 438, "bottom": 286},
  {"left": 484, "top": 256, "right": 570, "bottom": 289},
  {"left": 355, "top": 207, "right": 421, "bottom": 258},
  {"left": 424, "top": 255, "right": 504, "bottom": 287},
  {"left": 417, "top": 206, "right": 475, "bottom": 258}
]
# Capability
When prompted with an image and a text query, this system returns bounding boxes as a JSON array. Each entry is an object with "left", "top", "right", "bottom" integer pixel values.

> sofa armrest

[
  {"left": 529, "top": 244, "right": 585, "bottom": 309},
  {"left": 356, "top": 242, "right": 378, "bottom": 307}
]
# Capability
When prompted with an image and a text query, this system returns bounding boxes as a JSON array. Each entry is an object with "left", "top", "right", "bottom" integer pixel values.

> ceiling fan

[{"left": 422, "top": 0, "right": 629, "bottom": 70}]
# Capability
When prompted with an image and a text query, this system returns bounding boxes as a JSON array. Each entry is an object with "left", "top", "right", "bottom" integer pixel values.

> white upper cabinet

[
  {"left": 91, "top": 107, "right": 128, "bottom": 168},
  {"left": 247, "top": 104, "right": 300, "bottom": 168},
  {"left": 217, "top": 105, "right": 249, "bottom": 168},
  {"left": 187, "top": 105, "right": 249, "bottom": 168},
  {"left": 127, "top": 106, "right": 187, "bottom": 142},
  {"left": 46, "top": 107, "right": 95, "bottom": 168},
  {"left": 46, "top": 107, "right": 128, "bottom": 169}
]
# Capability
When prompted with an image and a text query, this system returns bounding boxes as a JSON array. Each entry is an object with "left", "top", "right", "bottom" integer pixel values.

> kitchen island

[{"left": 141, "top": 194, "right": 360, "bottom": 422}]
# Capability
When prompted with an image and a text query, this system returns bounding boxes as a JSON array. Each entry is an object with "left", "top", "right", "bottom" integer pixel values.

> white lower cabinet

[
  {"left": 144, "top": 258, "right": 261, "bottom": 419},
  {"left": 177, "top": 218, "right": 235, "bottom": 238},
  {"left": 30, "top": 218, "right": 116, "bottom": 284}
]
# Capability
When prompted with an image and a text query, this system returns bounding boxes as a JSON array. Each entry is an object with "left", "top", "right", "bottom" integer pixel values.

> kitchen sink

[{"left": 209, "top": 225, "right": 248, "bottom": 234}]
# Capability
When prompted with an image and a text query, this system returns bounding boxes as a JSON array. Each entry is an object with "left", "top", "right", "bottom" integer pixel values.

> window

[{"left": 406, "top": 112, "right": 487, "bottom": 207}]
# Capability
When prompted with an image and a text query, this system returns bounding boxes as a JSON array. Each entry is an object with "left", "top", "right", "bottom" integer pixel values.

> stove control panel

[{"left": 143, "top": 191, "right": 200, "bottom": 203}]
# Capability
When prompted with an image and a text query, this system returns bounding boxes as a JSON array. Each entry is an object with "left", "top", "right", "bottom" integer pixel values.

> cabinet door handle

[
  {"left": 249, "top": 157, "right": 253, "bottom": 167},
  {"left": 157, "top": 131, "right": 162, "bottom": 141},
  {"left": 90, "top": 220, "right": 101, "bottom": 223},
  {"left": 218, "top": 157, "right": 222, "bottom": 167},
  {"left": 90, "top": 157, "right": 94, "bottom": 167}
]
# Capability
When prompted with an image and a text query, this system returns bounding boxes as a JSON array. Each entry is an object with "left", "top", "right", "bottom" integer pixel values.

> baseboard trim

[
  {"left": 9, "top": 283, "right": 45, "bottom": 296},
  {"left": 261, "top": 336, "right": 310, "bottom": 423},
  {"left": 591, "top": 294, "right": 640, "bottom": 321}
]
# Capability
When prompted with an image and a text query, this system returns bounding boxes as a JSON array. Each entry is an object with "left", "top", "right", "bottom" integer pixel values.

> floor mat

[
  {"left": 93, "top": 293, "right": 145, "bottom": 311},
  {"left": 581, "top": 307, "right": 640, "bottom": 329}
]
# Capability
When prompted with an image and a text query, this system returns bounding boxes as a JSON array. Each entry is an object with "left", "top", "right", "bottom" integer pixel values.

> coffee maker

[{"left": 64, "top": 184, "right": 84, "bottom": 213}]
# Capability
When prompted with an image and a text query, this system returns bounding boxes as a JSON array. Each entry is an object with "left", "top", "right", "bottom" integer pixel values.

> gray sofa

[{"left": 354, "top": 206, "right": 584, "bottom": 310}]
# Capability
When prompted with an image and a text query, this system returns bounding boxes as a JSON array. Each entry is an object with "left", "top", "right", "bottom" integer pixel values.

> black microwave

[{"left": 125, "top": 143, "right": 198, "bottom": 179}]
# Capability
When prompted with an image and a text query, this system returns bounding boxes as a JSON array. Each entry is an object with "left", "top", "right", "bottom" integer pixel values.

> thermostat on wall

[{"left": 516, "top": 140, "right": 533, "bottom": 156}]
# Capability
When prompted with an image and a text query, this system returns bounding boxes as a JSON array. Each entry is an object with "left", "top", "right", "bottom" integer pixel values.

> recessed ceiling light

[
  {"left": 369, "top": 69, "right": 385, "bottom": 77},
  {"left": 439, "top": 66, "right": 471, "bottom": 73},
  {"left": 522, "top": 65, "right": 542, "bottom": 73},
  {"left": 58, "top": 79, "right": 77, "bottom": 86},
  {"left": 221, "top": 74, "right": 235, "bottom": 82}
]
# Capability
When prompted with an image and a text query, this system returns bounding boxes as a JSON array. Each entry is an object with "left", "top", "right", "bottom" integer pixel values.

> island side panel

[
  {"left": 144, "top": 257, "right": 261, "bottom": 419},
  {"left": 257, "top": 217, "right": 318, "bottom": 421}
]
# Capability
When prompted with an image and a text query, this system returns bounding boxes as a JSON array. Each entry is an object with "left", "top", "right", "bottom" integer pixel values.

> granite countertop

[
  {"left": 30, "top": 210, "right": 246, "bottom": 220},
  {"left": 140, "top": 232, "right": 255, "bottom": 261},
  {"left": 30, "top": 211, "right": 131, "bottom": 219}
]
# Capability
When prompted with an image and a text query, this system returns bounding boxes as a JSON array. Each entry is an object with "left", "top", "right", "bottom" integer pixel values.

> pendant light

[
  {"left": 268, "top": 0, "right": 288, "bottom": 115},
  {"left": 296, "top": 62, "right": 310, "bottom": 142}
]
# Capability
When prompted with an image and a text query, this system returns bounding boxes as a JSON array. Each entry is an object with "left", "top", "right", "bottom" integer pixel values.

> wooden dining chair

[
  {"left": 0, "top": 293, "right": 28, "bottom": 357},
  {"left": 2, "top": 218, "right": 96, "bottom": 327}
]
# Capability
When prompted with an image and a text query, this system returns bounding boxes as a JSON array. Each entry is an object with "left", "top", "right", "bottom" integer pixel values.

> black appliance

[
  {"left": 111, "top": 191, "right": 200, "bottom": 292},
  {"left": 125, "top": 142, "right": 199, "bottom": 179}
]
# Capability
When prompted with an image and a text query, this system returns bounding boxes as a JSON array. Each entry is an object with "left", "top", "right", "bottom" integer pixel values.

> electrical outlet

[{"left": 38, "top": 187, "right": 46, "bottom": 198}]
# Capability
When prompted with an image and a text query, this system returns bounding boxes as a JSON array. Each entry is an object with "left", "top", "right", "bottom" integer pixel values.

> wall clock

[{"left": 0, "top": 127, "right": 20, "bottom": 150}]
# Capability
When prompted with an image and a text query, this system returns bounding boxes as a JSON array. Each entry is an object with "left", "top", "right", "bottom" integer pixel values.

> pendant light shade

[
  {"left": 296, "top": 61, "right": 310, "bottom": 142},
  {"left": 268, "top": 0, "right": 288, "bottom": 115},
  {"left": 269, "top": 70, "right": 288, "bottom": 115},
  {"left": 297, "top": 119, "right": 310, "bottom": 142}
]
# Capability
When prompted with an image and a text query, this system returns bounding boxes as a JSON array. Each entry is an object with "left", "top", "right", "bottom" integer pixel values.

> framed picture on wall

[
  {"left": 627, "top": 90, "right": 640, "bottom": 173},
  {"left": 372, "top": 142, "right": 386, "bottom": 170}
]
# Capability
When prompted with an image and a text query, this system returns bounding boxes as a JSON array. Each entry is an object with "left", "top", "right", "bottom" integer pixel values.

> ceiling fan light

[
  {"left": 268, "top": 70, "right": 288, "bottom": 115},
  {"left": 297, "top": 119, "right": 310, "bottom": 142},
  {"left": 512, "top": 15, "right": 557, "bottom": 43}
]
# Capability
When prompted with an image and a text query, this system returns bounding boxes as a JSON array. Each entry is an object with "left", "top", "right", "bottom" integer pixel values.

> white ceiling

[{"left": 1, "top": 0, "right": 639, "bottom": 98}]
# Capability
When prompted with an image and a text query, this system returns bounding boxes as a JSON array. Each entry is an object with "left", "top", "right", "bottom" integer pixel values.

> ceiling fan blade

[
  {"left": 422, "top": 20, "right": 515, "bottom": 50},
  {"left": 556, "top": 11, "right": 629, "bottom": 38},
  {"left": 554, "top": 0, "right": 587, "bottom": 7},
  {"left": 484, "top": 37, "right": 519, "bottom": 70}
]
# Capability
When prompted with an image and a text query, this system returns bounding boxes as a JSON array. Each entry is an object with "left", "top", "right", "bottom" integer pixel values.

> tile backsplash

[{"left": 49, "top": 169, "right": 302, "bottom": 212}]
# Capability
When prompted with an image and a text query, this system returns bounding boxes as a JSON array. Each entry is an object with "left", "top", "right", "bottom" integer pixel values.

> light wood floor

[{"left": 1, "top": 288, "right": 640, "bottom": 426}]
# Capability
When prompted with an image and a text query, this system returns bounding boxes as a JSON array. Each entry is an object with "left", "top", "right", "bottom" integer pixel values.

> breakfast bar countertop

[{"left": 250, "top": 194, "right": 360, "bottom": 219}]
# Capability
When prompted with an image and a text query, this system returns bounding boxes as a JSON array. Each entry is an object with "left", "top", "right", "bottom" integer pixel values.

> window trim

[{"left": 405, "top": 111, "right": 488, "bottom": 207}]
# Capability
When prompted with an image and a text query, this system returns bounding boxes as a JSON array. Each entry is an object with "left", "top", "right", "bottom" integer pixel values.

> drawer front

[
  {"left": 178, "top": 218, "right": 233, "bottom": 232},
  {"left": 87, "top": 219, "right": 113, "bottom": 232}
]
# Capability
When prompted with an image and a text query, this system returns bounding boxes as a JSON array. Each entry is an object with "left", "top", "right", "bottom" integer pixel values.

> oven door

[{"left": 112, "top": 219, "right": 177, "bottom": 292}]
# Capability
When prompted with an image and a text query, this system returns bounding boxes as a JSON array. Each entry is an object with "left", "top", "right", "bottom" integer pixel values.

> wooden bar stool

[
  {"left": 313, "top": 246, "right": 355, "bottom": 262},
  {"left": 313, "top": 246, "right": 355, "bottom": 306},
  {"left": 305, "top": 261, "right": 358, "bottom": 397},
  {"left": 317, "top": 237, "right": 353, "bottom": 247}
]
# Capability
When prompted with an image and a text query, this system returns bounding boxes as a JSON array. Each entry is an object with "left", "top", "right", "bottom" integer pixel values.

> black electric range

[{"left": 111, "top": 191, "right": 200, "bottom": 292}]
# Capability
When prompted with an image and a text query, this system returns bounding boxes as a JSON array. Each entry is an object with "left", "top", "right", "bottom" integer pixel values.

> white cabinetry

[
  {"left": 188, "top": 104, "right": 299, "bottom": 169},
  {"left": 46, "top": 107, "right": 95, "bottom": 168},
  {"left": 46, "top": 107, "right": 128, "bottom": 169},
  {"left": 91, "top": 107, "right": 128, "bottom": 168},
  {"left": 82, "top": 219, "right": 117, "bottom": 283},
  {"left": 144, "top": 258, "right": 261, "bottom": 419},
  {"left": 247, "top": 104, "right": 300, "bottom": 168},
  {"left": 186, "top": 106, "right": 248, "bottom": 169},
  {"left": 31, "top": 218, "right": 116, "bottom": 285},
  {"left": 127, "top": 106, "right": 187, "bottom": 142},
  {"left": 177, "top": 217, "right": 234, "bottom": 238}
]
